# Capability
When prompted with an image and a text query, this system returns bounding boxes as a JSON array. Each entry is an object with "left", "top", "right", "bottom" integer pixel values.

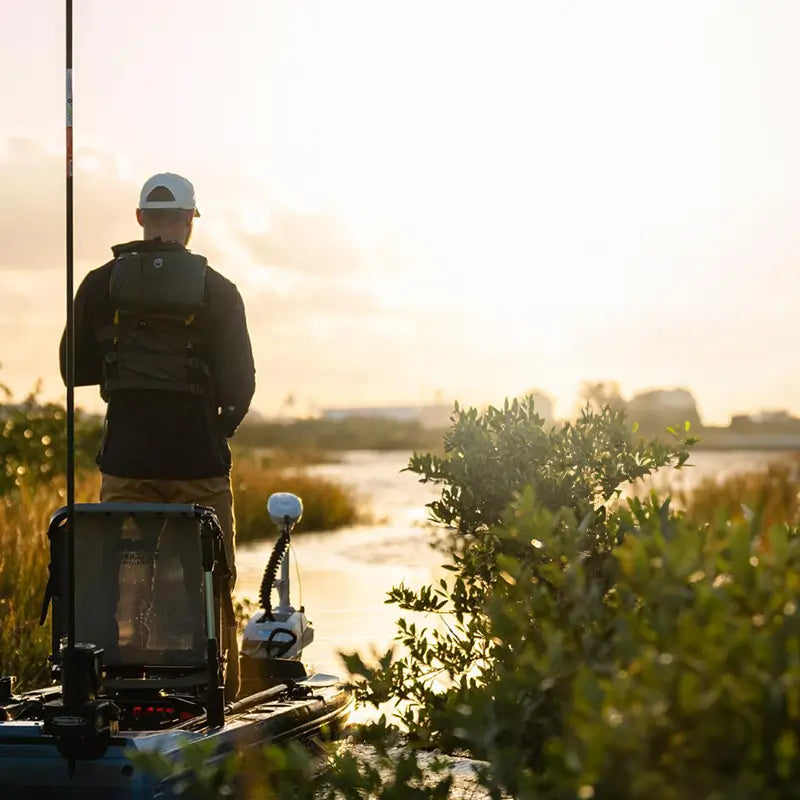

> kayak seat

[{"left": 40, "top": 502, "right": 230, "bottom": 687}]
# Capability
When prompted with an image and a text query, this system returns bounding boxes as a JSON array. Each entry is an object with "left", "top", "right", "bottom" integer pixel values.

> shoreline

[{"left": 686, "top": 433, "right": 800, "bottom": 452}]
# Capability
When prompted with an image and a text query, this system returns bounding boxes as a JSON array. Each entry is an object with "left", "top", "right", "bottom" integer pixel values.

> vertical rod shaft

[{"left": 65, "top": 0, "right": 76, "bottom": 649}]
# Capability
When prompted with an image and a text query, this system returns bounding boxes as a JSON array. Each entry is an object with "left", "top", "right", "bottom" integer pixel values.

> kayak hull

[{"left": 0, "top": 680, "right": 353, "bottom": 799}]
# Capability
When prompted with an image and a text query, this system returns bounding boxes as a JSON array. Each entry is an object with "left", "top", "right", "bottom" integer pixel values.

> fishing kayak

[{"left": 0, "top": 495, "right": 354, "bottom": 799}]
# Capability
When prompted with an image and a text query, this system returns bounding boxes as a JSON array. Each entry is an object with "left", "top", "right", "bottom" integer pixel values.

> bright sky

[{"left": 2, "top": 1, "right": 800, "bottom": 423}]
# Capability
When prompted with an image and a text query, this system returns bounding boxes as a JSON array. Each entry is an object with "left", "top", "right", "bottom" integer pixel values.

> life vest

[{"left": 100, "top": 248, "right": 211, "bottom": 398}]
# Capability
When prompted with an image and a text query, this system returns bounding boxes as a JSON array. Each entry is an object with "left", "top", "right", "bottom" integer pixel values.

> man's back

[{"left": 60, "top": 238, "right": 255, "bottom": 480}]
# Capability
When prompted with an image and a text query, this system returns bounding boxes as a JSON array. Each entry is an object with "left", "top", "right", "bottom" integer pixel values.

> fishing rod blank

[{"left": 65, "top": 0, "right": 76, "bottom": 650}]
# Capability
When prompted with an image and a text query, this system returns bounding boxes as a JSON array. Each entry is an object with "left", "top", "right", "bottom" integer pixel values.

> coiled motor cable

[{"left": 258, "top": 527, "right": 290, "bottom": 621}]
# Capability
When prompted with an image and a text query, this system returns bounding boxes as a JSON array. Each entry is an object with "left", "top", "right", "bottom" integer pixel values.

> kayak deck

[{"left": 0, "top": 679, "right": 353, "bottom": 799}]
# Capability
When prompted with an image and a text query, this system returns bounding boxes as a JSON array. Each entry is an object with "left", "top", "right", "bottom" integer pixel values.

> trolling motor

[
  {"left": 42, "top": 643, "right": 119, "bottom": 771},
  {"left": 240, "top": 493, "right": 314, "bottom": 689}
]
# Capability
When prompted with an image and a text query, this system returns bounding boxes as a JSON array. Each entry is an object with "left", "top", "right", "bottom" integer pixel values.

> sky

[{"left": 2, "top": 1, "right": 800, "bottom": 424}]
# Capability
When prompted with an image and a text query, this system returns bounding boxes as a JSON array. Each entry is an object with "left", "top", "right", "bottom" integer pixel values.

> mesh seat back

[{"left": 49, "top": 503, "right": 211, "bottom": 669}]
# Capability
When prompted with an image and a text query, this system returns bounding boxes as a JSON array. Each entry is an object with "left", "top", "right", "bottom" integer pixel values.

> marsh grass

[
  {"left": 231, "top": 458, "right": 364, "bottom": 544},
  {"left": 678, "top": 454, "right": 800, "bottom": 530},
  {"left": 0, "top": 473, "right": 100, "bottom": 689},
  {"left": 0, "top": 491, "right": 52, "bottom": 689}
]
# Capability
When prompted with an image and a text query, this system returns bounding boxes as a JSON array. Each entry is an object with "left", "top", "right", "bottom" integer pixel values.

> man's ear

[
  {"left": 135, "top": 208, "right": 144, "bottom": 227},
  {"left": 184, "top": 216, "right": 194, "bottom": 246}
]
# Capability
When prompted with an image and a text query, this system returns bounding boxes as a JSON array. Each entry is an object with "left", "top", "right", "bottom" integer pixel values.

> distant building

[
  {"left": 321, "top": 404, "right": 453, "bottom": 429},
  {"left": 626, "top": 388, "right": 702, "bottom": 432}
]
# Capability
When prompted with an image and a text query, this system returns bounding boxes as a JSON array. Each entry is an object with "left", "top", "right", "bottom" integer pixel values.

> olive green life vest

[{"left": 101, "top": 249, "right": 211, "bottom": 397}]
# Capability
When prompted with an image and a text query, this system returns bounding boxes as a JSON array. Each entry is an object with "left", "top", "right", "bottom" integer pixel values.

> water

[{"left": 234, "top": 448, "right": 796, "bottom": 683}]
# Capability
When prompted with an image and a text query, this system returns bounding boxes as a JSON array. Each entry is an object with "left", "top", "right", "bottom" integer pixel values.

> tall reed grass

[
  {"left": 0, "top": 473, "right": 99, "bottom": 689},
  {"left": 231, "top": 457, "right": 363, "bottom": 544},
  {"left": 677, "top": 455, "right": 800, "bottom": 529}
]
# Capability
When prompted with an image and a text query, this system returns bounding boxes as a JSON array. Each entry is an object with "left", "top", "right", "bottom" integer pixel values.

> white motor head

[{"left": 267, "top": 492, "right": 303, "bottom": 528}]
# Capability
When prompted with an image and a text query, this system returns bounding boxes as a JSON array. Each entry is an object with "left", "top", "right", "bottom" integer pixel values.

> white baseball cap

[{"left": 138, "top": 172, "right": 200, "bottom": 217}]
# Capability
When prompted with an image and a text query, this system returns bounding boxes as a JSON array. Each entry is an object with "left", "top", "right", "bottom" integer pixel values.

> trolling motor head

[
  {"left": 267, "top": 492, "right": 303, "bottom": 531},
  {"left": 240, "top": 493, "right": 314, "bottom": 684}
]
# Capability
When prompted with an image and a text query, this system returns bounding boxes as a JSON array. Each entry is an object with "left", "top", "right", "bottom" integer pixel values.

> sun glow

[{"left": 4, "top": 1, "right": 800, "bottom": 420}]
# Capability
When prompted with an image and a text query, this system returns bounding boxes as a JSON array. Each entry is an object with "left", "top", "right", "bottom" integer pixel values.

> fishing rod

[
  {"left": 43, "top": 1, "right": 119, "bottom": 769},
  {"left": 65, "top": 0, "right": 75, "bottom": 650}
]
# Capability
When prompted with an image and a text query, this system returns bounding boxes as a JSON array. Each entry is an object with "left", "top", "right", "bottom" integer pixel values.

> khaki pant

[
  {"left": 100, "top": 473, "right": 237, "bottom": 588},
  {"left": 100, "top": 472, "right": 240, "bottom": 700}
]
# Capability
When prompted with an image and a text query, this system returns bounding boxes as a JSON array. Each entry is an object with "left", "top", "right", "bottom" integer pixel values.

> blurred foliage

[
  {"left": 0, "top": 382, "right": 103, "bottom": 688},
  {"left": 233, "top": 446, "right": 340, "bottom": 469},
  {"left": 429, "top": 488, "right": 800, "bottom": 799},
  {"left": 0, "top": 485, "right": 57, "bottom": 690},
  {"left": 127, "top": 737, "right": 320, "bottom": 799},
  {"left": 0, "top": 383, "right": 102, "bottom": 495},
  {"left": 127, "top": 718, "right": 457, "bottom": 799}
]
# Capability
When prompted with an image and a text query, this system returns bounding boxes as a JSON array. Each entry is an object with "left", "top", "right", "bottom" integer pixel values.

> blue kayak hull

[{"left": 0, "top": 682, "right": 353, "bottom": 799}]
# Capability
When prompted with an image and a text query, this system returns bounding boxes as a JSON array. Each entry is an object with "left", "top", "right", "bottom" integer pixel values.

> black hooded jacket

[{"left": 59, "top": 239, "right": 256, "bottom": 479}]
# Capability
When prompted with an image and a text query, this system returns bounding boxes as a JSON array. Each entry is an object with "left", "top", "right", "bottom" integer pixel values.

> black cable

[
  {"left": 264, "top": 627, "right": 297, "bottom": 659},
  {"left": 258, "top": 528, "right": 290, "bottom": 621}
]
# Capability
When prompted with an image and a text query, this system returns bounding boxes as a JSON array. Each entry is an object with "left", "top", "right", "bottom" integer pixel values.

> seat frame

[{"left": 40, "top": 502, "right": 232, "bottom": 726}]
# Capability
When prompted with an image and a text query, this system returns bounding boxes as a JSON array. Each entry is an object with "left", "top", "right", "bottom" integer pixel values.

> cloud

[
  {"left": 0, "top": 137, "right": 230, "bottom": 271},
  {"left": 235, "top": 207, "right": 365, "bottom": 275},
  {"left": 0, "top": 137, "right": 136, "bottom": 269}
]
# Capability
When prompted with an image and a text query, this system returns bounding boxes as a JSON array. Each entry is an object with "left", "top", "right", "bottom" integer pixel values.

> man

[{"left": 59, "top": 172, "right": 255, "bottom": 699}]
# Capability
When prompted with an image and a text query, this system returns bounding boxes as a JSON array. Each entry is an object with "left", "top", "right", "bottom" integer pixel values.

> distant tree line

[{"left": 234, "top": 415, "right": 446, "bottom": 453}]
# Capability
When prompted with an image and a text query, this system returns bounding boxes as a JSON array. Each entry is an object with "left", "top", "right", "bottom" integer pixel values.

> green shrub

[
  {"left": 347, "top": 399, "right": 694, "bottom": 745},
  {"left": 330, "top": 398, "right": 800, "bottom": 798},
  {"left": 444, "top": 489, "right": 800, "bottom": 799}
]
